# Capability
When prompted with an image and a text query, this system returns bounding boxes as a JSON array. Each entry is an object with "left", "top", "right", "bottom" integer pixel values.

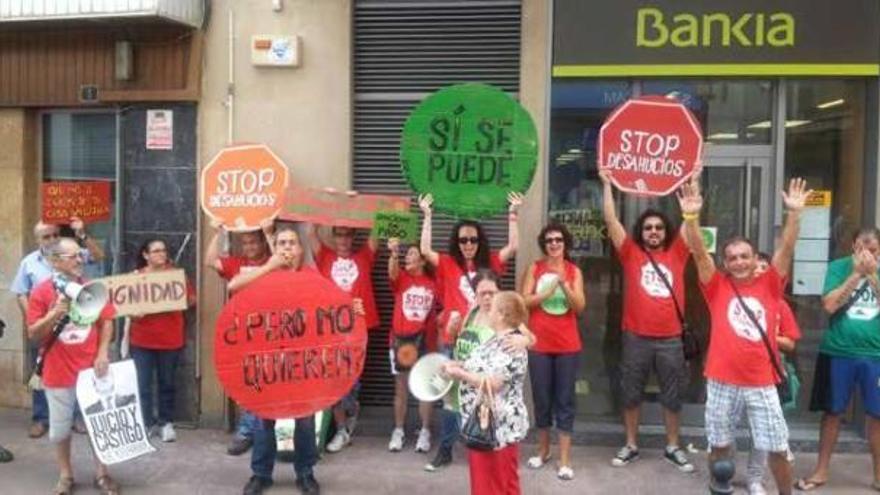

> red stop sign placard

[
  {"left": 214, "top": 268, "right": 367, "bottom": 419},
  {"left": 598, "top": 96, "right": 703, "bottom": 196}
]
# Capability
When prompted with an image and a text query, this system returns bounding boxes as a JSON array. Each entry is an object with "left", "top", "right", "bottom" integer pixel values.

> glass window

[{"left": 42, "top": 112, "right": 118, "bottom": 277}]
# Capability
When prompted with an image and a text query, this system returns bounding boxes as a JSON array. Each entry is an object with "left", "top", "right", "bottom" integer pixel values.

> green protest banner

[
  {"left": 400, "top": 83, "right": 538, "bottom": 219},
  {"left": 373, "top": 211, "right": 419, "bottom": 243}
]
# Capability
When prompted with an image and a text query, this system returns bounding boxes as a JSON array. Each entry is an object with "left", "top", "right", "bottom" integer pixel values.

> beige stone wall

[
  {"left": 197, "top": 0, "right": 353, "bottom": 425},
  {"left": 0, "top": 109, "right": 38, "bottom": 408}
]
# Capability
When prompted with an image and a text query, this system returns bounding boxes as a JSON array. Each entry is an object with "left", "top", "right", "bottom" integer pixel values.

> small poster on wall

[{"left": 146, "top": 109, "right": 173, "bottom": 150}]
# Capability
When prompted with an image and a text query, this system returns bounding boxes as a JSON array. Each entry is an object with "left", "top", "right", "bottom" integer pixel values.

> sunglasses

[
  {"left": 544, "top": 236, "right": 565, "bottom": 245},
  {"left": 643, "top": 224, "right": 666, "bottom": 232},
  {"left": 148, "top": 248, "right": 167, "bottom": 254},
  {"left": 458, "top": 236, "right": 480, "bottom": 245},
  {"left": 57, "top": 252, "right": 83, "bottom": 260}
]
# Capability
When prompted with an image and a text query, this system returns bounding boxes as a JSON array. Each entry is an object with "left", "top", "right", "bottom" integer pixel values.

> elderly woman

[{"left": 443, "top": 291, "right": 530, "bottom": 495}]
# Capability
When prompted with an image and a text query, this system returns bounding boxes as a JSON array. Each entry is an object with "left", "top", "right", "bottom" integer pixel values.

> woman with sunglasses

[
  {"left": 128, "top": 239, "right": 196, "bottom": 443},
  {"left": 521, "top": 223, "right": 585, "bottom": 480}
]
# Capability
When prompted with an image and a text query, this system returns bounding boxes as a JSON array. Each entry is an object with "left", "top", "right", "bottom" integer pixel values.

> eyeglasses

[
  {"left": 56, "top": 252, "right": 83, "bottom": 260},
  {"left": 458, "top": 236, "right": 480, "bottom": 245},
  {"left": 643, "top": 224, "right": 666, "bottom": 232},
  {"left": 40, "top": 233, "right": 60, "bottom": 240},
  {"left": 544, "top": 236, "right": 564, "bottom": 245}
]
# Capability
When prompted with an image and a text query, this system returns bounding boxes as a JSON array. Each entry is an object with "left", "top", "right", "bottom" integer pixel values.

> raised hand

[
  {"left": 69, "top": 216, "right": 85, "bottom": 236},
  {"left": 781, "top": 177, "right": 812, "bottom": 212},
  {"left": 507, "top": 191, "right": 524, "bottom": 213},
  {"left": 598, "top": 168, "right": 613, "bottom": 186},
  {"left": 676, "top": 176, "right": 703, "bottom": 216},
  {"left": 418, "top": 194, "right": 434, "bottom": 215},
  {"left": 387, "top": 237, "right": 400, "bottom": 254}
]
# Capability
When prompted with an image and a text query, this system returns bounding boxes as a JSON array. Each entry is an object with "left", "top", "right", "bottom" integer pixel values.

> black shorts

[{"left": 620, "top": 331, "right": 687, "bottom": 412}]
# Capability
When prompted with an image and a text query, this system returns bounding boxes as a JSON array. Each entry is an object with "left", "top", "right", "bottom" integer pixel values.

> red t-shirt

[
  {"left": 527, "top": 260, "right": 582, "bottom": 354},
  {"left": 27, "top": 278, "right": 115, "bottom": 388},
  {"left": 436, "top": 251, "right": 506, "bottom": 345},
  {"left": 390, "top": 271, "right": 436, "bottom": 338},
  {"left": 617, "top": 235, "right": 690, "bottom": 338},
  {"left": 130, "top": 270, "right": 196, "bottom": 350},
  {"left": 316, "top": 245, "right": 379, "bottom": 329},
  {"left": 701, "top": 267, "right": 784, "bottom": 387},
  {"left": 218, "top": 255, "right": 269, "bottom": 281},
  {"left": 778, "top": 301, "right": 801, "bottom": 341}
]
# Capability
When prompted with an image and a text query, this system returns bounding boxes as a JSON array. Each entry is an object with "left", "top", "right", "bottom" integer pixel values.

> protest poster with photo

[
  {"left": 42, "top": 181, "right": 112, "bottom": 224},
  {"left": 98, "top": 269, "right": 188, "bottom": 317},
  {"left": 400, "top": 83, "right": 538, "bottom": 219},
  {"left": 282, "top": 186, "right": 409, "bottom": 228},
  {"left": 76, "top": 360, "right": 156, "bottom": 465},
  {"left": 214, "top": 269, "right": 368, "bottom": 419}
]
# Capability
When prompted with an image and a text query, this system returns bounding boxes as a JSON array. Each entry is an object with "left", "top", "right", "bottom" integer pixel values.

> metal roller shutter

[{"left": 353, "top": 0, "right": 522, "bottom": 407}]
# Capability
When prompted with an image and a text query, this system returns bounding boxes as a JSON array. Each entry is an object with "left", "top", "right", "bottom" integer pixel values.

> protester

[
  {"left": 232, "top": 227, "right": 321, "bottom": 495},
  {"left": 680, "top": 176, "right": 810, "bottom": 495},
  {"left": 26, "top": 237, "right": 117, "bottom": 495},
  {"left": 307, "top": 212, "right": 379, "bottom": 454},
  {"left": 12, "top": 218, "right": 103, "bottom": 439},
  {"left": 205, "top": 219, "right": 272, "bottom": 456},
  {"left": 128, "top": 239, "right": 196, "bottom": 443},
  {"left": 599, "top": 170, "right": 694, "bottom": 472},
  {"left": 521, "top": 223, "right": 585, "bottom": 480},
  {"left": 797, "top": 227, "right": 880, "bottom": 492},
  {"left": 442, "top": 291, "right": 530, "bottom": 495},
  {"left": 386, "top": 238, "right": 436, "bottom": 453}
]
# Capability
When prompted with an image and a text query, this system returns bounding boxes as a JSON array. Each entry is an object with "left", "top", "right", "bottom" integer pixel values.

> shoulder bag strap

[
  {"left": 831, "top": 278, "right": 870, "bottom": 319},
  {"left": 727, "top": 277, "right": 785, "bottom": 381},
  {"left": 644, "top": 249, "right": 685, "bottom": 326}
]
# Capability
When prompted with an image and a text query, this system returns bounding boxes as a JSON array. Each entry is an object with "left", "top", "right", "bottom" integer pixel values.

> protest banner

[
  {"left": 598, "top": 96, "right": 703, "bottom": 196},
  {"left": 281, "top": 186, "right": 409, "bottom": 228},
  {"left": 42, "top": 181, "right": 112, "bottom": 224},
  {"left": 201, "top": 143, "right": 290, "bottom": 232},
  {"left": 214, "top": 269, "right": 368, "bottom": 419},
  {"left": 76, "top": 360, "right": 156, "bottom": 465},
  {"left": 373, "top": 210, "right": 419, "bottom": 243},
  {"left": 400, "top": 83, "right": 538, "bottom": 219},
  {"left": 99, "top": 269, "right": 188, "bottom": 317}
]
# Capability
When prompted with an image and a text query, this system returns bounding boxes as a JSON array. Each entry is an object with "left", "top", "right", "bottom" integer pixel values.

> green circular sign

[
  {"left": 537, "top": 273, "right": 569, "bottom": 316},
  {"left": 400, "top": 83, "right": 538, "bottom": 219}
]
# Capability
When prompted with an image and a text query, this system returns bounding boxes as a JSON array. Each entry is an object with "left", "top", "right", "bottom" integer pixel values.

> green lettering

[
  {"left": 702, "top": 13, "right": 731, "bottom": 47},
  {"left": 755, "top": 13, "right": 765, "bottom": 46},
  {"left": 730, "top": 13, "right": 752, "bottom": 46},
  {"left": 767, "top": 13, "right": 794, "bottom": 46},
  {"left": 636, "top": 8, "right": 668, "bottom": 48},
  {"left": 670, "top": 14, "right": 698, "bottom": 47}
]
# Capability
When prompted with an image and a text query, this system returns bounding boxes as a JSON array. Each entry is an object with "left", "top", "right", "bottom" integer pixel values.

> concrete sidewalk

[{"left": 0, "top": 407, "right": 873, "bottom": 494}]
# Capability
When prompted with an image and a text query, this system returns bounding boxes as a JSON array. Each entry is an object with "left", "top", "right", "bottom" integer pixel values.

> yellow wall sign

[{"left": 805, "top": 190, "right": 832, "bottom": 208}]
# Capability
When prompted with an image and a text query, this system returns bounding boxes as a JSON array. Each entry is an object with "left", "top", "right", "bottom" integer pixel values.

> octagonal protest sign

[
  {"left": 200, "top": 143, "right": 290, "bottom": 232},
  {"left": 400, "top": 83, "right": 538, "bottom": 219},
  {"left": 214, "top": 268, "right": 368, "bottom": 420},
  {"left": 598, "top": 96, "right": 703, "bottom": 197}
]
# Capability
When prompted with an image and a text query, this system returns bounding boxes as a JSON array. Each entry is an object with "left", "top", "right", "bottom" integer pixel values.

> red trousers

[{"left": 467, "top": 443, "right": 521, "bottom": 495}]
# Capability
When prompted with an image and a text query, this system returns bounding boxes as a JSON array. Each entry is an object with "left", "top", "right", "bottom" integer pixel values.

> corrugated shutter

[{"left": 353, "top": 0, "right": 522, "bottom": 407}]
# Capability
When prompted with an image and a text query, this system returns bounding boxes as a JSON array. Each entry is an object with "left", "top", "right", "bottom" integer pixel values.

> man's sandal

[
  {"left": 94, "top": 475, "right": 120, "bottom": 495},
  {"left": 53, "top": 476, "right": 74, "bottom": 495},
  {"left": 794, "top": 478, "right": 826, "bottom": 491}
]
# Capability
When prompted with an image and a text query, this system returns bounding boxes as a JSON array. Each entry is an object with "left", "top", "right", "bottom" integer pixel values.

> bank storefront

[{"left": 550, "top": 0, "right": 880, "bottom": 434}]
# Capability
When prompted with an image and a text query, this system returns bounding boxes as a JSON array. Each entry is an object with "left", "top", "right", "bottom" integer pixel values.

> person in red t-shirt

[
  {"left": 26, "top": 237, "right": 118, "bottom": 495},
  {"left": 386, "top": 237, "right": 436, "bottom": 454},
  {"left": 521, "top": 222, "right": 585, "bottom": 481},
  {"left": 127, "top": 239, "right": 196, "bottom": 443},
  {"left": 680, "top": 175, "right": 811, "bottom": 495},
  {"left": 308, "top": 215, "right": 379, "bottom": 454},
  {"left": 599, "top": 169, "right": 694, "bottom": 472}
]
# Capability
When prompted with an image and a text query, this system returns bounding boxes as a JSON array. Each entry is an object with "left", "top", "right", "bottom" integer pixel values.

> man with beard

[{"left": 600, "top": 169, "right": 694, "bottom": 473}]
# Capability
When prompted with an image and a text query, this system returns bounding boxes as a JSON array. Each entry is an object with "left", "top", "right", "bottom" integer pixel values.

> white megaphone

[
  {"left": 52, "top": 276, "right": 108, "bottom": 326},
  {"left": 408, "top": 352, "right": 454, "bottom": 402}
]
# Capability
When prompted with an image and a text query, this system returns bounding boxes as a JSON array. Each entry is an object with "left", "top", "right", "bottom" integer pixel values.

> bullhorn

[
  {"left": 408, "top": 353, "right": 454, "bottom": 402},
  {"left": 53, "top": 276, "right": 109, "bottom": 326}
]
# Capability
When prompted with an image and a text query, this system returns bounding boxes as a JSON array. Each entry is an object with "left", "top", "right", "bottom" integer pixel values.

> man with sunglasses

[
  {"left": 11, "top": 218, "right": 104, "bottom": 439},
  {"left": 599, "top": 170, "right": 694, "bottom": 473}
]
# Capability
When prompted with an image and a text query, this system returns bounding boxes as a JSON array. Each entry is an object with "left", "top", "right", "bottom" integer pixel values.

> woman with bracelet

[{"left": 521, "top": 223, "right": 585, "bottom": 480}]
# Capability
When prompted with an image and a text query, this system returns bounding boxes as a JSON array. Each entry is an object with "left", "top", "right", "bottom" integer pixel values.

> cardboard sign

[
  {"left": 400, "top": 83, "right": 538, "bottom": 219},
  {"left": 42, "top": 181, "right": 112, "bottom": 223},
  {"left": 201, "top": 144, "right": 290, "bottom": 232},
  {"left": 99, "top": 269, "right": 188, "bottom": 317},
  {"left": 373, "top": 210, "right": 419, "bottom": 243},
  {"left": 76, "top": 360, "right": 156, "bottom": 465},
  {"left": 281, "top": 186, "right": 409, "bottom": 228},
  {"left": 599, "top": 96, "right": 703, "bottom": 196},
  {"left": 214, "top": 269, "right": 368, "bottom": 419}
]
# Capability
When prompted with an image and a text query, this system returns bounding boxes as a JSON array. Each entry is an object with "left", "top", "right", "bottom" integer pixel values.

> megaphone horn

[
  {"left": 408, "top": 352, "right": 454, "bottom": 402},
  {"left": 69, "top": 281, "right": 109, "bottom": 326}
]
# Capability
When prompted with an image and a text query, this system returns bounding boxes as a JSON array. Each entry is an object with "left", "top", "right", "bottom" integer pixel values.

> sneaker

[
  {"left": 414, "top": 428, "right": 431, "bottom": 453},
  {"left": 242, "top": 475, "right": 273, "bottom": 495},
  {"left": 28, "top": 421, "right": 47, "bottom": 439},
  {"left": 664, "top": 446, "right": 695, "bottom": 473},
  {"left": 388, "top": 428, "right": 405, "bottom": 452},
  {"left": 326, "top": 429, "right": 350, "bottom": 453},
  {"left": 295, "top": 474, "right": 321, "bottom": 494},
  {"left": 424, "top": 447, "right": 452, "bottom": 472},
  {"left": 227, "top": 436, "right": 253, "bottom": 456},
  {"left": 160, "top": 423, "right": 177, "bottom": 443},
  {"left": 747, "top": 480, "right": 768, "bottom": 495},
  {"left": 611, "top": 445, "right": 640, "bottom": 467}
]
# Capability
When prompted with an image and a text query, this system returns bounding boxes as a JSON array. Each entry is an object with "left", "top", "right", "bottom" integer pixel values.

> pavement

[{"left": 0, "top": 407, "right": 875, "bottom": 494}]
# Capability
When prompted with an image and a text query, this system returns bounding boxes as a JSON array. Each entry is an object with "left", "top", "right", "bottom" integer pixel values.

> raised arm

[
  {"left": 677, "top": 176, "right": 715, "bottom": 284},
  {"left": 772, "top": 178, "right": 811, "bottom": 280},
  {"left": 71, "top": 217, "right": 105, "bottom": 262},
  {"left": 418, "top": 194, "right": 440, "bottom": 266},
  {"left": 260, "top": 217, "right": 277, "bottom": 255},
  {"left": 387, "top": 238, "right": 401, "bottom": 282},
  {"left": 227, "top": 254, "right": 286, "bottom": 293},
  {"left": 305, "top": 223, "right": 324, "bottom": 259},
  {"left": 204, "top": 220, "right": 226, "bottom": 273},
  {"left": 598, "top": 169, "right": 626, "bottom": 249},
  {"left": 499, "top": 191, "right": 523, "bottom": 264}
]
